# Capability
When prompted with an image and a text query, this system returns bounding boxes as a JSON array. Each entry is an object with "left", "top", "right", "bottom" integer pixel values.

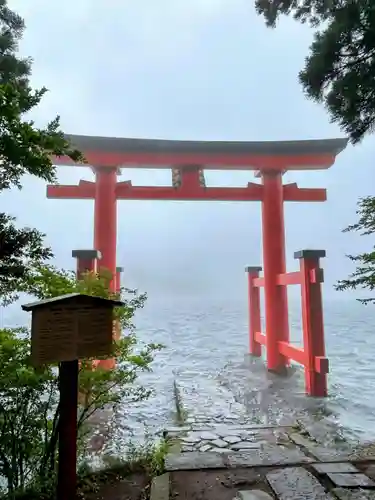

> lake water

[
  {"left": 97, "top": 293, "right": 375, "bottom": 452},
  {"left": 2, "top": 293, "right": 375, "bottom": 453}
]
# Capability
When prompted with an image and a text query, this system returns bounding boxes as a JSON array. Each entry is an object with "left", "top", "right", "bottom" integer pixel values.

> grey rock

[
  {"left": 228, "top": 446, "right": 312, "bottom": 467},
  {"left": 216, "top": 427, "right": 244, "bottom": 437},
  {"left": 165, "top": 426, "right": 190, "bottom": 434},
  {"left": 289, "top": 433, "right": 350, "bottom": 462},
  {"left": 166, "top": 431, "right": 181, "bottom": 438},
  {"left": 309, "top": 447, "right": 351, "bottom": 462},
  {"left": 223, "top": 435, "right": 242, "bottom": 444},
  {"left": 165, "top": 451, "right": 225, "bottom": 471},
  {"left": 240, "top": 430, "right": 257, "bottom": 437},
  {"left": 244, "top": 423, "right": 292, "bottom": 430},
  {"left": 199, "top": 444, "right": 212, "bottom": 452},
  {"left": 301, "top": 422, "right": 336, "bottom": 445},
  {"left": 182, "top": 434, "right": 201, "bottom": 443},
  {"left": 312, "top": 462, "right": 359, "bottom": 474},
  {"left": 200, "top": 431, "right": 219, "bottom": 440},
  {"left": 333, "top": 488, "right": 375, "bottom": 500},
  {"left": 211, "top": 447, "right": 231, "bottom": 453},
  {"left": 231, "top": 441, "right": 262, "bottom": 450},
  {"left": 274, "top": 431, "right": 291, "bottom": 443},
  {"left": 211, "top": 438, "right": 228, "bottom": 448},
  {"left": 191, "top": 425, "right": 214, "bottom": 431},
  {"left": 267, "top": 467, "right": 334, "bottom": 499},
  {"left": 327, "top": 473, "right": 375, "bottom": 487},
  {"left": 288, "top": 432, "right": 315, "bottom": 448},
  {"left": 236, "top": 490, "right": 273, "bottom": 500},
  {"left": 181, "top": 445, "right": 195, "bottom": 452}
]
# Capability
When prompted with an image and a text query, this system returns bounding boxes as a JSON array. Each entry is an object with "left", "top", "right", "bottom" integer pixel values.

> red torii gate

[{"left": 48, "top": 134, "right": 347, "bottom": 396}]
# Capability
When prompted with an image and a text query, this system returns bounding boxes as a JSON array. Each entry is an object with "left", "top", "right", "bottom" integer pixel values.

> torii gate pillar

[
  {"left": 93, "top": 167, "right": 118, "bottom": 290},
  {"left": 261, "top": 171, "right": 289, "bottom": 372}
]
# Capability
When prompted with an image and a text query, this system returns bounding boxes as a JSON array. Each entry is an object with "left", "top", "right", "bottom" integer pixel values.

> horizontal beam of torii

[
  {"left": 47, "top": 179, "right": 326, "bottom": 202},
  {"left": 46, "top": 133, "right": 347, "bottom": 370}
]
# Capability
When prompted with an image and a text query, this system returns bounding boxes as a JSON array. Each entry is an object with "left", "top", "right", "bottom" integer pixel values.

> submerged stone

[
  {"left": 223, "top": 435, "right": 242, "bottom": 444},
  {"left": 210, "top": 438, "right": 229, "bottom": 448},
  {"left": 200, "top": 431, "right": 219, "bottom": 440},
  {"left": 199, "top": 444, "right": 212, "bottom": 452}
]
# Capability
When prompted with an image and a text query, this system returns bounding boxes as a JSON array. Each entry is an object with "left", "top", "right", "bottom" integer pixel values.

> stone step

[
  {"left": 165, "top": 422, "right": 293, "bottom": 434},
  {"left": 165, "top": 445, "right": 312, "bottom": 471},
  {"left": 165, "top": 423, "right": 293, "bottom": 454},
  {"left": 266, "top": 467, "right": 335, "bottom": 499}
]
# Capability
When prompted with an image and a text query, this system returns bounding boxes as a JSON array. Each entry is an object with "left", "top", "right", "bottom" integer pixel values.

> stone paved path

[{"left": 157, "top": 419, "right": 375, "bottom": 500}]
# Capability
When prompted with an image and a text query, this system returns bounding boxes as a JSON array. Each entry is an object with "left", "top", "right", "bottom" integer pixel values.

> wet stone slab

[
  {"left": 289, "top": 433, "right": 351, "bottom": 462},
  {"left": 267, "top": 467, "right": 335, "bottom": 499},
  {"left": 210, "top": 438, "right": 228, "bottom": 448},
  {"left": 168, "top": 423, "right": 293, "bottom": 433},
  {"left": 231, "top": 441, "right": 262, "bottom": 450},
  {"left": 211, "top": 447, "right": 231, "bottom": 453},
  {"left": 223, "top": 435, "right": 242, "bottom": 444},
  {"left": 308, "top": 447, "right": 351, "bottom": 462},
  {"left": 199, "top": 431, "right": 220, "bottom": 440},
  {"left": 181, "top": 433, "right": 201, "bottom": 443},
  {"left": 312, "top": 463, "right": 359, "bottom": 474},
  {"left": 326, "top": 473, "right": 375, "bottom": 488},
  {"left": 165, "top": 451, "right": 225, "bottom": 471},
  {"left": 226, "top": 445, "right": 312, "bottom": 468},
  {"left": 167, "top": 424, "right": 293, "bottom": 453},
  {"left": 199, "top": 444, "right": 212, "bottom": 452},
  {"left": 333, "top": 489, "right": 375, "bottom": 500}
]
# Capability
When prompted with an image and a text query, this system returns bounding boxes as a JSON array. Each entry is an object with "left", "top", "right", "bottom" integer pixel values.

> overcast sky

[{"left": 2, "top": 0, "right": 375, "bottom": 300}]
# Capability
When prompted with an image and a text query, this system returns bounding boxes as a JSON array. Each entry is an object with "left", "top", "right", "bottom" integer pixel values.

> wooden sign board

[{"left": 22, "top": 294, "right": 123, "bottom": 366}]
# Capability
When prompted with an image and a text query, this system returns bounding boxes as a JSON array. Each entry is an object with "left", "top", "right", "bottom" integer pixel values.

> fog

[{"left": 2, "top": 0, "right": 375, "bottom": 301}]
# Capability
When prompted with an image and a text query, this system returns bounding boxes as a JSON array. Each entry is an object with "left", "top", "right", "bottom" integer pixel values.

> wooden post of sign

[
  {"left": 58, "top": 359, "right": 79, "bottom": 500},
  {"left": 21, "top": 293, "right": 124, "bottom": 500}
]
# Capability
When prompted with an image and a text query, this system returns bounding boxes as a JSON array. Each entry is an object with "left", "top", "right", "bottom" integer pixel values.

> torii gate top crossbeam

[{"left": 54, "top": 134, "right": 348, "bottom": 170}]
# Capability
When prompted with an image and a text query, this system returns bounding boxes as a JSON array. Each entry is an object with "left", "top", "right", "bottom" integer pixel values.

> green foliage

[
  {"left": 99, "top": 437, "right": 169, "bottom": 478},
  {"left": 0, "top": 266, "right": 162, "bottom": 498},
  {"left": 255, "top": 0, "right": 375, "bottom": 143},
  {"left": 0, "top": 215, "right": 53, "bottom": 306},
  {"left": 336, "top": 196, "right": 375, "bottom": 304},
  {"left": 0, "top": 0, "right": 84, "bottom": 305},
  {"left": 0, "top": 327, "right": 57, "bottom": 496}
]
